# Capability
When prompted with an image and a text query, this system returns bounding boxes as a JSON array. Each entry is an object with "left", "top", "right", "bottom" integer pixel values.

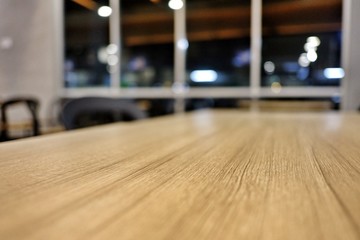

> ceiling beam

[{"left": 72, "top": 0, "right": 98, "bottom": 11}]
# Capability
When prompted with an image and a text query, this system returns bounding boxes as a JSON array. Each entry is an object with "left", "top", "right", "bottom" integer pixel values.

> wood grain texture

[{"left": 0, "top": 110, "right": 359, "bottom": 240}]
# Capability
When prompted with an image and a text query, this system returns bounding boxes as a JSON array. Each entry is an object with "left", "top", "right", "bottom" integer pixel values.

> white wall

[
  {"left": 0, "top": 0, "right": 62, "bottom": 121},
  {"left": 341, "top": 0, "right": 360, "bottom": 110}
]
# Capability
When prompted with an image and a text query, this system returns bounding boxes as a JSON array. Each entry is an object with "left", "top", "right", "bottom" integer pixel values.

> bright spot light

[
  {"left": 307, "top": 36, "right": 321, "bottom": 47},
  {"left": 304, "top": 42, "right": 318, "bottom": 52},
  {"left": 271, "top": 82, "right": 282, "bottom": 94},
  {"left": 190, "top": 70, "right": 218, "bottom": 82},
  {"left": 264, "top": 61, "right": 275, "bottom": 74},
  {"left": 177, "top": 38, "right": 188, "bottom": 50},
  {"left": 307, "top": 50, "right": 318, "bottom": 62},
  {"left": 98, "top": 6, "right": 112, "bottom": 17},
  {"left": 298, "top": 53, "right": 310, "bottom": 67},
  {"left": 324, "top": 68, "right": 345, "bottom": 79},
  {"left": 106, "top": 44, "right": 118, "bottom": 55},
  {"left": 107, "top": 55, "right": 118, "bottom": 66},
  {"left": 168, "top": 0, "right": 184, "bottom": 10},
  {"left": 97, "top": 47, "right": 108, "bottom": 64}
]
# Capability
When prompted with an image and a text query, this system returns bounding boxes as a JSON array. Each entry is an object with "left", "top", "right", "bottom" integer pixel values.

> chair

[
  {"left": 61, "top": 97, "right": 147, "bottom": 130},
  {"left": 0, "top": 97, "right": 41, "bottom": 142}
]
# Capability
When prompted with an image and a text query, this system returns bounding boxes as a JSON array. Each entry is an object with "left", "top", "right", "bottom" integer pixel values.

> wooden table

[{"left": 0, "top": 110, "right": 359, "bottom": 240}]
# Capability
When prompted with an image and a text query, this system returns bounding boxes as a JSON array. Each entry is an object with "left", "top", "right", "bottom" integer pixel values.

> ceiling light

[
  {"left": 98, "top": 6, "right": 112, "bottom": 17},
  {"left": 168, "top": 0, "right": 184, "bottom": 10}
]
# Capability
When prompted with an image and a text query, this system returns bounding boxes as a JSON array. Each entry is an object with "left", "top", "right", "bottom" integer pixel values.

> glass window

[
  {"left": 261, "top": 0, "right": 342, "bottom": 87},
  {"left": 64, "top": 0, "right": 110, "bottom": 88},
  {"left": 120, "top": 0, "right": 174, "bottom": 88},
  {"left": 186, "top": 0, "right": 251, "bottom": 87}
]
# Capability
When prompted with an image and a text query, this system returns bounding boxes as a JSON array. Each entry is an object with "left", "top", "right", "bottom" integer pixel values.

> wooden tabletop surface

[{"left": 0, "top": 110, "right": 359, "bottom": 240}]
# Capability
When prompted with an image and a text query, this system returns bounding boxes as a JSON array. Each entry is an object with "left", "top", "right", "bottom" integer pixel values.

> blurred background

[{"left": 0, "top": 0, "right": 359, "bottom": 139}]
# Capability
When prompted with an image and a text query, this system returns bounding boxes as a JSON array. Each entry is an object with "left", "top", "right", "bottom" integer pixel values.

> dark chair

[
  {"left": 61, "top": 97, "right": 147, "bottom": 130},
  {"left": 0, "top": 97, "right": 41, "bottom": 142}
]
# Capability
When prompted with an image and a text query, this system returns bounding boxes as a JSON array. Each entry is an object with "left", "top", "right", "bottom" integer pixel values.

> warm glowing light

[
  {"left": 298, "top": 53, "right": 310, "bottom": 67},
  {"left": 98, "top": 6, "right": 112, "bottom": 17},
  {"left": 168, "top": 0, "right": 184, "bottom": 10},
  {"left": 264, "top": 61, "right": 275, "bottom": 74},
  {"left": 190, "top": 70, "right": 218, "bottom": 82},
  {"left": 324, "top": 68, "right": 345, "bottom": 79},
  {"left": 307, "top": 50, "right": 318, "bottom": 62},
  {"left": 271, "top": 82, "right": 282, "bottom": 94}
]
